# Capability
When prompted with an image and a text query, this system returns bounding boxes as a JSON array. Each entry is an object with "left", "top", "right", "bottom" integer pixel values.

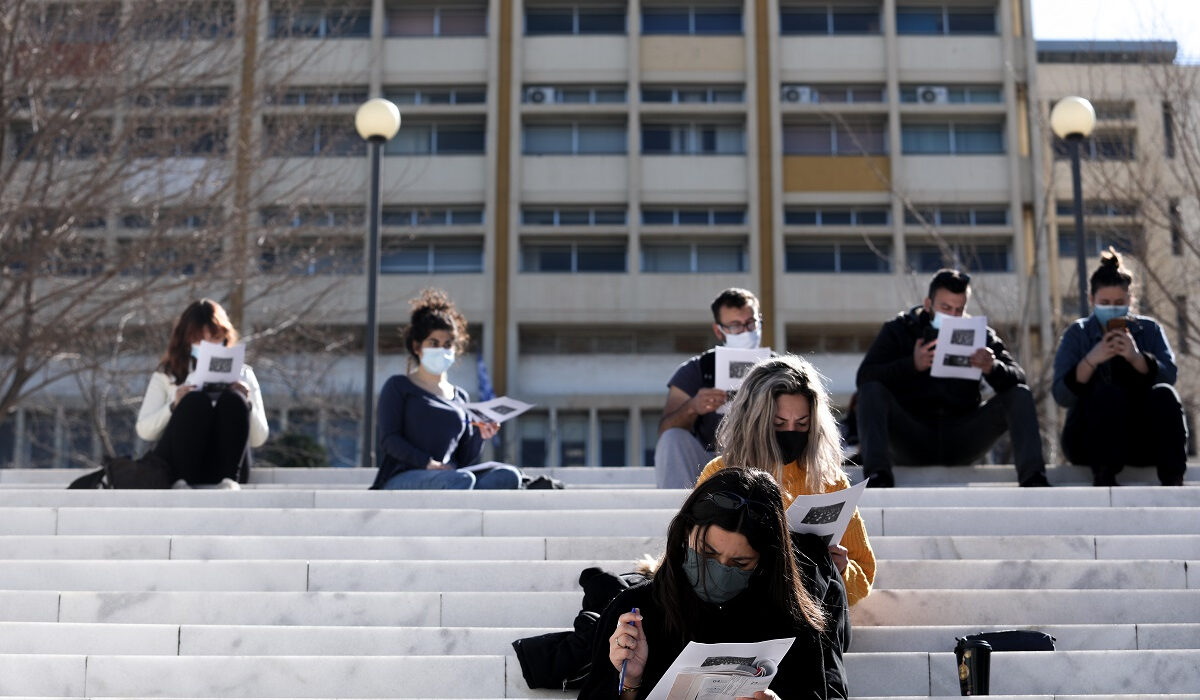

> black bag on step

[
  {"left": 960, "top": 629, "right": 1056, "bottom": 652},
  {"left": 101, "top": 453, "right": 173, "bottom": 489}
]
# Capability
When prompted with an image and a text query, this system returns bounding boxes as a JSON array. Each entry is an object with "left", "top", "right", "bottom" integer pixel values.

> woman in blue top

[
  {"left": 371, "top": 289, "right": 522, "bottom": 490},
  {"left": 1052, "top": 249, "right": 1187, "bottom": 486}
]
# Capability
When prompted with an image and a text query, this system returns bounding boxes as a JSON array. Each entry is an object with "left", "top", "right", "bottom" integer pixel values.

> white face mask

[
  {"left": 420, "top": 347, "right": 455, "bottom": 375},
  {"left": 723, "top": 328, "right": 761, "bottom": 349},
  {"left": 190, "top": 343, "right": 202, "bottom": 359}
]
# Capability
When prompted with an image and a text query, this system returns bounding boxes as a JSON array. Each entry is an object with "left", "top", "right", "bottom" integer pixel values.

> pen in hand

[{"left": 618, "top": 607, "right": 639, "bottom": 693}]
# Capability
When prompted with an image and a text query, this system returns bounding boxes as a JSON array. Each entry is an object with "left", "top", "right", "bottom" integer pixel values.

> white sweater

[{"left": 135, "top": 366, "right": 270, "bottom": 447}]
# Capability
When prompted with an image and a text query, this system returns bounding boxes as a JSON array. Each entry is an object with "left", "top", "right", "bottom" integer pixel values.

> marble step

[
  {"left": 4, "top": 621, "right": 1194, "bottom": 657},
  {"left": 852, "top": 589, "right": 1200, "bottom": 626},
  {"left": 871, "top": 559, "right": 1195, "bottom": 590},
  {"left": 1, "top": 486, "right": 1198, "bottom": 509},
  {"left": 0, "top": 650, "right": 1196, "bottom": 697},
  {"left": 3, "top": 533, "right": 1199, "bottom": 562},
  {"left": 16, "top": 505, "right": 1200, "bottom": 537},
  {"left": 37, "top": 589, "right": 1200, "bottom": 628}
]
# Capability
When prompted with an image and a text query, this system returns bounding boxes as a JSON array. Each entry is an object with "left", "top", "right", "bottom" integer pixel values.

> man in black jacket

[{"left": 855, "top": 269, "right": 1049, "bottom": 488}]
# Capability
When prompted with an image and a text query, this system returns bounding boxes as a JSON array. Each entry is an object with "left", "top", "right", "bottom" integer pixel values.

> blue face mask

[
  {"left": 929, "top": 311, "right": 948, "bottom": 330},
  {"left": 1093, "top": 305, "right": 1130, "bottom": 327},
  {"left": 683, "top": 547, "right": 754, "bottom": 604},
  {"left": 420, "top": 347, "right": 455, "bottom": 375},
  {"left": 190, "top": 344, "right": 201, "bottom": 360}
]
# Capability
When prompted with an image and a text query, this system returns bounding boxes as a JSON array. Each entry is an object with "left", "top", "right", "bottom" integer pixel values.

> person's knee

[
  {"left": 493, "top": 466, "right": 522, "bottom": 489},
  {"left": 1000, "top": 383, "right": 1035, "bottom": 405},
  {"left": 654, "top": 428, "right": 700, "bottom": 464},
  {"left": 215, "top": 389, "right": 250, "bottom": 414},
  {"left": 1148, "top": 383, "right": 1183, "bottom": 411},
  {"left": 174, "top": 390, "right": 211, "bottom": 415}
]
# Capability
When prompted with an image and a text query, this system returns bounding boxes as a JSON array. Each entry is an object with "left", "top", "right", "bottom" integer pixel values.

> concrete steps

[{"left": 0, "top": 468, "right": 1195, "bottom": 697}]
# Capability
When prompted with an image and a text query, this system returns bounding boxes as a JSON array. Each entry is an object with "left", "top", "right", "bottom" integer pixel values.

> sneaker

[
  {"left": 217, "top": 478, "right": 241, "bottom": 491},
  {"left": 171, "top": 479, "right": 191, "bottom": 489}
]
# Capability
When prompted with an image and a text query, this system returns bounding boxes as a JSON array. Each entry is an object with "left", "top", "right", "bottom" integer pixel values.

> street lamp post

[
  {"left": 1050, "top": 96, "right": 1097, "bottom": 318},
  {"left": 355, "top": 98, "right": 402, "bottom": 470}
]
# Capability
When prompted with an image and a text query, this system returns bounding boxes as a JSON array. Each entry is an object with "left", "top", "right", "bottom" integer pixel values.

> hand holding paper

[
  {"left": 929, "top": 316, "right": 987, "bottom": 380},
  {"left": 465, "top": 396, "right": 534, "bottom": 424}
]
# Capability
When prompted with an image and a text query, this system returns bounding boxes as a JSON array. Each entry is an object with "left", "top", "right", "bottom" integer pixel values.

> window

[
  {"left": 262, "top": 206, "right": 365, "bottom": 228},
  {"left": 387, "top": 122, "right": 487, "bottom": 155},
  {"left": 641, "top": 241, "right": 746, "bottom": 273},
  {"left": 780, "top": 5, "right": 881, "bottom": 35},
  {"left": 268, "top": 3, "right": 371, "bottom": 38},
  {"left": 387, "top": 4, "right": 487, "bottom": 36},
  {"left": 521, "top": 327, "right": 710, "bottom": 355},
  {"left": 1052, "top": 131, "right": 1136, "bottom": 161},
  {"left": 11, "top": 120, "right": 112, "bottom": 160},
  {"left": 258, "top": 237, "right": 363, "bottom": 275},
  {"left": 382, "top": 207, "right": 484, "bottom": 226},
  {"left": 25, "top": 410, "right": 56, "bottom": 470},
  {"left": 0, "top": 413, "right": 14, "bottom": 468},
  {"left": 1170, "top": 199, "right": 1183, "bottom": 256},
  {"left": 382, "top": 239, "right": 484, "bottom": 274},
  {"left": 642, "top": 5, "right": 741, "bottom": 35},
  {"left": 525, "top": 5, "right": 625, "bottom": 35},
  {"left": 47, "top": 238, "right": 105, "bottom": 276},
  {"left": 130, "top": 117, "right": 228, "bottom": 158},
  {"left": 899, "top": 84, "right": 1001, "bottom": 103},
  {"left": 784, "top": 207, "right": 889, "bottom": 226},
  {"left": 522, "top": 207, "right": 627, "bottom": 226},
  {"left": 907, "top": 242, "right": 1011, "bottom": 272},
  {"left": 1053, "top": 200, "right": 1137, "bottom": 218},
  {"left": 268, "top": 86, "right": 369, "bottom": 106},
  {"left": 135, "top": 88, "right": 229, "bottom": 108},
  {"left": 116, "top": 237, "right": 220, "bottom": 277},
  {"left": 387, "top": 86, "right": 486, "bottom": 105},
  {"left": 1176, "top": 295, "right": 1189, "bottom": 355},
  {"left": 783, "top": 120, "right": 887, "bottom": 155},
  {"left": 901, "top": 122, "right": 1004, "bottom": 154},
  {"left": 896, "top": 5, "right": 996, "bottom": 35},
  {"left": 904, "top": 206, "right": 1008, "bottom": 226},
  {"left": 641, "top": 86, "right": 744, "bottom": 104},
  {"left": 558, "top": 412, "right": 589, "bottom": 466},
  {"left": 1057, "top": 226, "right": 1140, "bottom": 258},
  {"left": 120, "top": 208, "right": 219, "bottom": 230},
  {"left": 264, "top": 117, "right": 364, "bottom": 156},
  {"left": 642, "top": 208, "right": 745, "bottom": 225},
  {"left": 62, "top": 408, "right": 94, "bottom": 468},
  {"left": 786, "top": 240, "right": 891, "bottom": 272},
  {"left": 642, "top": 123, "right": 744, "bottom": 155},
  {"left": 519, "top": 413, "right": 549, "bottom": 468},
  {"left": 133, "top": 1, "right": 235, "bottom": 39},
  {"left": 524, "top": 86, "right": 627, "bottom": 104},
  {"left": 523, "top": 123, "right": 626, "bottom": 155},
  {"left": 1092, "top": 101, "right": 1135, "bottom": 120},
  {"left": 522, "top": 241, "right": 627, "bottom": 272},
  {"left": 803, "top": 85, "right": 886, "bottom": 104},
  {"left": 599, "top": 413, "right": 628, "bottom": 466},
  {"left": 1164, "top": 102, "right": 1176, "bottom": 158},
  {"left": 324, "top": 409, "right": 360, "bottom": 469}
]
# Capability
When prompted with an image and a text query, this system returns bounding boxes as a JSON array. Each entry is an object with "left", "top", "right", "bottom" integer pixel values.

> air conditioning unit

[
  {"left": 781, "top": 84, "right": 814, "bottom": 104},
  {"left": 916, "top": 85, "right": 950, "bottom": 104},
  {"left": 525, "top": 86, "right": 556, "bottom": 104}
]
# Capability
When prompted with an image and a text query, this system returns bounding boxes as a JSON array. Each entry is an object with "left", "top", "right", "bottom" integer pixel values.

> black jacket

[
  {"left": 577, "top": 575, "right": 835, "bottom": 700},
  {"left": 856, "top": 306, "right": 1025, "bottom": 419}
]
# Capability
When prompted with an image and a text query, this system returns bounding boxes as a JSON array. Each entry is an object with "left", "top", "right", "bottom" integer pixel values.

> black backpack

[{"left": 67, "top": 453, "right": 173, "bottom": 489}]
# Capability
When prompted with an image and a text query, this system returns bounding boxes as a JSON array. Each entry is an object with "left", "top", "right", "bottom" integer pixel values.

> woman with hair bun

[
  {"left": 1052, "top": 248, "right": 1187, "bottom": 486},
  {"left": 371, "top": 288, "right": 521, "bottom": 490}
]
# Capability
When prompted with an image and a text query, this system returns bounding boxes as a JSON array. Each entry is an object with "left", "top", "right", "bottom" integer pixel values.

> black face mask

[{"left": 776, "top": 430, "right": 809, "bottom": 465}]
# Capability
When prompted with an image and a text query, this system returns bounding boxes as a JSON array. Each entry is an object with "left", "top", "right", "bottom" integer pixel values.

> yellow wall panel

[
  {"left": 640, "top": 37, "right": 745, "bottom": 73},
  {"left": 782, "top": 156, "right": 891, "bottom": 192}
]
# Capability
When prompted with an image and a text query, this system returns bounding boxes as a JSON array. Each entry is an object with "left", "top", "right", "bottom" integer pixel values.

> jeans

[
  {"left": 653, "top": 428, "right": 715, "bottom": 489},
  {"left": 1062, "top": 382, "right": 1188, "bottom": 485},
  {"left": 382, "top": 464, "right": 523, "bottom": 490},
  {"left": 856, "top": 381, "right": 1047, "bottom": 485},
  {"left": 153, "top": 389, "right": 249, "bottom": 485}
]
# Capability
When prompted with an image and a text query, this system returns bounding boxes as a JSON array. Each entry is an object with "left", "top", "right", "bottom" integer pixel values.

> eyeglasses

[
  {"left": 719, "top": 317, "right": 762, "bottom": 334},
  {"left": 694, "top": 491, "right": 773, "bottom": 525}
]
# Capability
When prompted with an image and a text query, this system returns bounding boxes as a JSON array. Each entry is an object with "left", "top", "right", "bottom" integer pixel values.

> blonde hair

[{"left": 716, "top": 355, "right": 846, "bottom": 495}]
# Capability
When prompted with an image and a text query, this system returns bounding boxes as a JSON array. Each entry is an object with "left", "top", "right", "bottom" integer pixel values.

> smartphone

[
  {"left": 1106, "top": 317, "right": 1128, "bottom": 332},
  {"left": 922, "top": 326, "right": 939, "bottom": 343}
]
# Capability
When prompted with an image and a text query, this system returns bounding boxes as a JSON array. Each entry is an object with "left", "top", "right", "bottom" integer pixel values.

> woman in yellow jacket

[{"left": 697, "top": 354, "right": 876, "bottom": 605}]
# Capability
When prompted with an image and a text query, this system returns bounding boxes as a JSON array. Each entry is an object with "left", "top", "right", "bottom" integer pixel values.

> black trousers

[
  {"left": 1062, "top": 382, "right": 1188, "bottom": 485},
  {"left": 153, "top": 389, "right": 250, "bottom": 485},
  {"left": 856, "top": 380, "right": 1047, "bottom": 485},
  {"left": 791, "top": 533, "right": 850, "bottom": 700}
]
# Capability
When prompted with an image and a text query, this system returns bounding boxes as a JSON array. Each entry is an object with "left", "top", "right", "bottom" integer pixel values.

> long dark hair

[
  {"left": 402, "top": 288, "right": 468, "bottom": 369},
  {"left": 159, "top": 299, "right": 239, "bottom": 384},
  {"left": 652, "top": 468, "right": 825, "bottom": 641},
  {"left": 1090, "top": 247, "right": 1133, "bottom": 297}
]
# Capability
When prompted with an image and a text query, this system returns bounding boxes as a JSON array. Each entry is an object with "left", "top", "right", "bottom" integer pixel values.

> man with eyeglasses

[
  {"left": 654, "top": 288, "right": 764, "bottom": 488},
  {"left": 855, "top": 269, "right": 1049, "bottom": 488}
]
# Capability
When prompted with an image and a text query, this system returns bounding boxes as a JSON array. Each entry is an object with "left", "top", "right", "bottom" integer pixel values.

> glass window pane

[
  {"left": 526, "top": 10, "right": 573, "bottom": 34},
  {"left": 678, "top": 89, "right": 707, "bottom": 104},
  {"left": 642, "top": 9, "right": 690, "bottom": 34},
  {"left": 896, "top": 8, "right": 942, "bottom": 34},
  {"left": 818, "top": 87, "right": 849, "bottom": 104},
  {"left": 558, "top": 413, "right": 589, "bottom": 466},
  {"left": 641, "top": 126, "right": 674, "bottom": 154},
  {"left": 784, "top": 124, "right": 831, "bottom": 155},
  {"left": 449, "top": 209, "right": 483, "bottom": 225},
  {"left": 522, "top": 208, "right": 556, "bottom": 225},
  {"left": 696, "top": 244, "right": 743, "bottom": 272},
  {"left": 0, "top": 413, "right": 14, "bottom": 467},
  {"left": 433, "top": 244, "right": 483, "bottom": 272},
  {"left": 641, "top": 244, "right": 691, "bottom": 272},
  {"left": 577, "top": 125, "right": 626, "bottom": 154},
  {"left": 107, "top": 409, "right": 136, "bottom": 459},
  {"left": 857, "top": 209, "right": 889, "bottom": 225},
  {"left": 524, "top": 125, "right": 572, "bottom": 154},
  {"left": 593, "top": 209, "right": 627, "bottom": 225},
  {"left": 642, "top": 89, "right": 673, "bottom": 103},
  {"left": 902, "top": 124, "right": 951, "bottom": 154},
  {"left": 594, "top": 89, "right": 626, "bottom": 103},
  {"left": 519, "top": 413, "right": 548, "bottom": 467},
  {"left": 907, "top": 244, "right": 949, "bottom": 272},
  {"left": 786, "top": 244, "right": 836, "bottom": 272},
  {"left": 27, "top": 410, "right": 56, "bottom": 469},
  {"left": 947, "top": 10, "right": 995, "bottom": 34},
  {"left": 381, "top": 245, "right": 430, "bottom": 274},
  {"left": 523, "top": 244, "right": 572, "bottom": 272},
  {"left": 712, "top": 89, "right": 744, "bottom": 103},
  {"left": 832, "top": 10, "right": 879, "bottom": 34},
  {"left": 678, "top": 210, "right": 710, "bottom": 225},
  {"left": 712, "top": 209, "right": 745, "bottom": 225},
  {"left": 577, "top": 245, "right": 626, "bottom": 272},
  {"left": 973, "top": 208, "right": 1008, "bottom": 225},
  {"left": 436, "top": 126, "right": 485, "bottom": 154},
  {"left": 63, "top": 408, "right": 93, "bottom": 468},
  {"left": 388, "top": 8, "right": 435, "bottom": 35},
  {"left": 785, "top": 209, "right": 818, "bottom": 225},
  {"left": 560, "top": 89, "right": 591, "bottom": 104},
  {"left": 578, "top": 10, "right": 625, "bottom": 34},
  {"left": 640, "top": 412, "right": 660, "bottom": 465},
  {"left": 840, "top": 243, "right": 890, "bottom": 272},
  {"left": 557, "top": 210, "right": 591, "bottom": 225},
  {"left": 440, "top": 8, "right": 487, "bottom": 36},
  {"left": 940, "top": 208, "right": 973, "bottom": 225},
  {"left": 599, "top": 414, "right": 627, "bottom": 466},
  {"left": 780, "top": 10, "right": 827, "bottom": 34},
  {"left": 715, "top": 126, "right": 744, "bottom": 154},
  {"left": 967, "top": 87, "right": 1002, "bottom": 104},
  {"left": 694, "top": 9, "right": 742, "bottom": 35},
  {"left": 955, "top": 124, "right": 1004, "bottom": 154},
  {"left": 822, "top": 210, "right": 852, "bottom": 225},
  {"left": 642, "top": 210, "right": 675, "bottom": 225},
  {"left": 387, "top": 125, "right": 432, "bottom": 155}
]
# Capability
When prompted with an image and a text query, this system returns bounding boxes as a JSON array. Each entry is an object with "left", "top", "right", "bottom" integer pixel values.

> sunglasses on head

[{"left": 694, "top": 491, "right": 773, "bottom": 526}]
